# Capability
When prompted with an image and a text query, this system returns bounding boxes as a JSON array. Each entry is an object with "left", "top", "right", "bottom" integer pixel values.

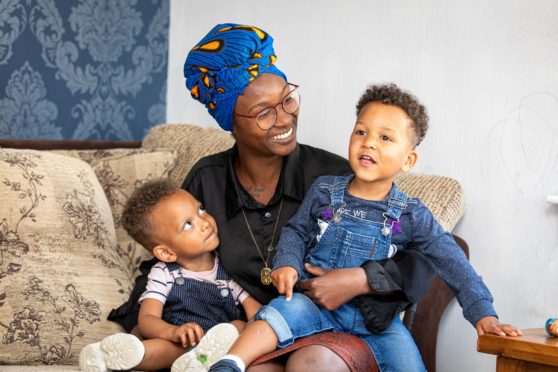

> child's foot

[
  {"left": 171, "top": 323, "right": 239, "bottom": 372},
  {"left": 79, "top": 333, "right": 145, "bottom": 371}
]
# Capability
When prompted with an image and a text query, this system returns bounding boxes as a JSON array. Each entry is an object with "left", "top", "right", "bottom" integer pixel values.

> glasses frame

[{"left": 234, "top": 83, "right": 300, "bottom": 130}]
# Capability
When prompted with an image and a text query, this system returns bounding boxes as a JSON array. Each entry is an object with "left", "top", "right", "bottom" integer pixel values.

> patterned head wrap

[{"left": 184, "top": 23, "right": 287, "bottom": 131}]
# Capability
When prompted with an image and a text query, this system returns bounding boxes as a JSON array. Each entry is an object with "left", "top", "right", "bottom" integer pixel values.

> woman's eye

[
  {"left": 198, "top": 207, "right": 206, "bottom": 215},
  {"left": 182, "top": 222, "right": 192, "bottom": 231},
  {"left": 257, "top": 108, "right": 273, "bottom": 120}
]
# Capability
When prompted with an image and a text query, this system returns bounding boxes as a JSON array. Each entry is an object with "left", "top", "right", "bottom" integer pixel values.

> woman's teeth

[{"left": 270, "top": 127, "right": 293, "bottom": 140}]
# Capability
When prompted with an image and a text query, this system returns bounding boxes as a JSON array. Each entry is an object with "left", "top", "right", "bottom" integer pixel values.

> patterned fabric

[
  {"left": 0, "top": 149, "right": 127, "bottom": 365},
  {"left": 52, "top": 148, "right": 179, "bottom": 278},
  {"left": 184, "top": 23, "right": 286, "bottom": 131},
  {"left": 0, "top": 0, "right": 169, "bottom": 140}
]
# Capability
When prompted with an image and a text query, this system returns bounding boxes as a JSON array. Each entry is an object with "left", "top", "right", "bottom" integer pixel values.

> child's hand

[
  {"left": 272, "top": 267, "right": 298, "bottom": 301},
  {"left": 476, "top": 316, "right": 522, "bottom": 337},
  {"left": 171, "top": 322, "right": 204, "bottom": 348}
]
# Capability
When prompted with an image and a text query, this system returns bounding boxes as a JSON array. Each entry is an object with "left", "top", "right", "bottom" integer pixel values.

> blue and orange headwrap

[{"left": 184, "top": 23, "right": 287, "bottom": 131}]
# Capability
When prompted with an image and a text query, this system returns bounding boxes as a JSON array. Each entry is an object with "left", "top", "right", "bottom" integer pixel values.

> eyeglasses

[{"left": 234, "top": 83, "right": 300, "bottom": 130}]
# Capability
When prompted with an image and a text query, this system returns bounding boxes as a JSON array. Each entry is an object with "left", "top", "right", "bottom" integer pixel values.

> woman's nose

[{"left": 274, "top": 105, "right": 292, "bottom": 127}]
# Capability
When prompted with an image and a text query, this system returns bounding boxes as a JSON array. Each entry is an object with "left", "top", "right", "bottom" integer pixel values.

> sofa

[{"left": 0, "top": 123, "right": 467, "bottom": 371}]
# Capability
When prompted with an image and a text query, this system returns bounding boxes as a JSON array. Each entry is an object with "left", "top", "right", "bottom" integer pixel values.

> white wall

[{"left": 167, "top": 1, "right": 558, "bottom": 371}]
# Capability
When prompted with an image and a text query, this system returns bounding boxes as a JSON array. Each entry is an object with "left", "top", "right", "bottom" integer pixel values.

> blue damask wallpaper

[{"left": 0, "top": 0, "right": 169, "bottom": 140}]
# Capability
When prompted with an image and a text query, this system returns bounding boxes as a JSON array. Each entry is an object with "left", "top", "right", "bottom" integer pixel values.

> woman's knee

[{"left": 286, "top": 345, "right": 350, "bottom": 372}]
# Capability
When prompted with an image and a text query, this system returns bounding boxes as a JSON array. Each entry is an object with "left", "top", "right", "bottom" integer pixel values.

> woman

[{"left": 112, "top": 23, "right": 393, "bottom": 371}]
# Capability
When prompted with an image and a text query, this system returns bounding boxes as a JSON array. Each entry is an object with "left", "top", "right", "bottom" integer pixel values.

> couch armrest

[
  {"left": 0, "top": 138, "right": 141, "bottom": 150},
  {"left": 403, "top": 234, "right": 469, "bottom": 372}
]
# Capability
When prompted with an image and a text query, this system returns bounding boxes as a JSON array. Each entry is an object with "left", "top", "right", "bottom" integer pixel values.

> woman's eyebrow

[{"left": 249, "top": 85, "right": 290, "bottom": 111}]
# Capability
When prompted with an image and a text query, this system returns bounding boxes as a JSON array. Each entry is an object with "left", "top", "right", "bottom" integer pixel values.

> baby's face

[
  {"left": 148, "top": 190, "right": 219, "bottom": 261},
  {"left": 348, "top": 102, "right": 417, "bottom": 189}
]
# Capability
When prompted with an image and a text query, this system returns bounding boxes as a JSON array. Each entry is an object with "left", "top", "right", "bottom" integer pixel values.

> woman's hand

[
  {"left": 298, "top": 263, "right": 369, "bottom": 310},
  {"left": 476, "top": 316, "right": 522, "bottom": 337},
  {"left": 272, "top": 266, "right": 298, "bottom": 301},
  {"left": 171, "top": 322, "right": 205, "bottom": 348}
]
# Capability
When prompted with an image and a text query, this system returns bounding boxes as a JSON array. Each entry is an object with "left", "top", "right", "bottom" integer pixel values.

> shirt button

[{"left": 264, "top": 211, "right": 271, "bottom": 218}]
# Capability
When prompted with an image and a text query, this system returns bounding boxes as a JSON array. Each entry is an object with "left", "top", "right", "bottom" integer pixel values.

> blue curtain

[{"left": 0, "top": 0, "right": 169, "bottom": 140}]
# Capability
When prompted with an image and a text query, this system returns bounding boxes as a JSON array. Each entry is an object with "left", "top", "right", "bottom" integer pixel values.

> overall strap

[
  {"left": 384, "top": 187, "right": 408, "bottom": 222},
  {"left": 165, "top": 262, "right": 181, "bottom": 272},
  {"left": 330, "top": 175, "right": 351, "bottom": 209}
]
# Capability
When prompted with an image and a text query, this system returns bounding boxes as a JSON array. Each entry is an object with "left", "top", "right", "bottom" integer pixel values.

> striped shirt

[{"left": 139, "top": 257, "right": 249, "bottom": 306}]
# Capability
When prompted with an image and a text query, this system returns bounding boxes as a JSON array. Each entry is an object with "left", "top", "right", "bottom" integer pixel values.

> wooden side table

[{"left": 477, "top": 328, "right": 558, "bottom": 371}]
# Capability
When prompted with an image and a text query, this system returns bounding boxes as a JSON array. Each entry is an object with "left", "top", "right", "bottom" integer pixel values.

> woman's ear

[
  {"left": 401, "top": 150, "right": 418, "bottom": 172},
  {"left": 152, "top": 245, "right": 177, "bottom": 263}
]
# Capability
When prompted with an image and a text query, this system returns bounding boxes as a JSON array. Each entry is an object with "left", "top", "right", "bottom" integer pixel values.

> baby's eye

[
  {"left": 355, "top": 129, "right": 366, "bottom": 136},
  {"left": 198, "top": 206, "right": 206, "bottom": 215},
  {"left": 182, "top": 221, "right": 192, "bottom": 232},
  {"left": 380, "top": 135, "right": 391, "bottom": 141}
]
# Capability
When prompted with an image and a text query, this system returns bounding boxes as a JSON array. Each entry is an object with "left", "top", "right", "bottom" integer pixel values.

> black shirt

[{"left": 182, "top": 143, "right": 352, "bottom": 304}]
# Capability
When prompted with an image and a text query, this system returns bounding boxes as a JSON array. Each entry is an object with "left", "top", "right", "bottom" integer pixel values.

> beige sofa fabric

[
  {"left": 396, "top": 172, "right": 464, "bottom": 231},
  {"left": 0, "top": 149, "right": 127, "bottom": 365},
  {"left": 142, "top": 123, "right": 235, "bottom": 185},
  {"left": 52, "top": 148, "right": 179, "bottom": 278}
]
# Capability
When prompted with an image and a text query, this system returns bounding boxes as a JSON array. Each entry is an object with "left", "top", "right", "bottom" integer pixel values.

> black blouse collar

[{"left": 225, "top": 144, "right": 306, "bottom": 219}]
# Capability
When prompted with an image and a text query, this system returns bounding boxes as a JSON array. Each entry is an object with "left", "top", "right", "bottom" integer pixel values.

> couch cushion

[
  {"left": 91, "top": 150, "right": 178, "bottom": 278},
  {"left": 142, "top": 124, "right": 235, "bottom": 185},
  {"left": 52, "top": 148, "right": 178, "bottom": 278},
  {"left": 396, "top": 172, "right": 464, "bottom": 231},
  {"left": 0, "top": 149, "right": 128, "bottom": 365}
]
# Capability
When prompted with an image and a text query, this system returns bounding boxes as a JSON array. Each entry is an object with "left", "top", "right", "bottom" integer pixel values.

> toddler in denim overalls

[{"left": 209, "top": 84, "right": 522, "bottom": 372}]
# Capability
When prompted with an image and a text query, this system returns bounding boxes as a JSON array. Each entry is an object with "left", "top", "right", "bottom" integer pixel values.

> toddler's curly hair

[
  {"left": 121, "top": 179, "right": 179, "bottom": 251},
  {"left": 356, "top": 83, "right": 429, "bottom": 146}
]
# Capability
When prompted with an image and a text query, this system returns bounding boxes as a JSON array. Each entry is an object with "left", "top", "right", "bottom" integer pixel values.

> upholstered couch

[{"left": 0, "top": 124, "right": 466, "bottom": 371}]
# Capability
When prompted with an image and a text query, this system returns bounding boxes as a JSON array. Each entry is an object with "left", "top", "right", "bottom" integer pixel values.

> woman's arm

[{"left": 297, "top": 264, "right": 371, "bottom": 310}]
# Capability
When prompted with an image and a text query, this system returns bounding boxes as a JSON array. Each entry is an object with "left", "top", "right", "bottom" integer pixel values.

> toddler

[
  {"left": 207, "top": 83, "right": 522, "bottom": 372},
  {"left": 79, "top": 179, "right": 260, "bottom": 372}
]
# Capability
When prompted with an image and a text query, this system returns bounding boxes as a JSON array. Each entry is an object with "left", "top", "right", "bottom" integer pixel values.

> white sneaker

[
  {"left": 79, "top": 333, "right": 145, "bottom": 371},
  {"left": 171, "top": 323, "right": 239, "bottom": 372}
]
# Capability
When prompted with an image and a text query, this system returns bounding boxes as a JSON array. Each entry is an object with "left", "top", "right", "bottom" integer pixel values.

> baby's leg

[
  {"left": 228, "top": 319, "right": 279, "bottom": 363},
  {"left": 136, "top": 338, "right": 185, "bottom": 370},
  {"left": 210, "top": 293, "right": 334, "bottom": 371}
]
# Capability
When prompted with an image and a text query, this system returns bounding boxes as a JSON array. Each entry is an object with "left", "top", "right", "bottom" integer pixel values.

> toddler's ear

[
  {"left": 153, "top": 245, "right": 177, "bottom": 263},
  {"left": 401, "top": 150, "right": 418, "bottom": 172}
]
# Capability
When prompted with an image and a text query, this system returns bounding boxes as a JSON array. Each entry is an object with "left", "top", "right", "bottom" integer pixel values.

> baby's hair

[
  {"left": 121, "top": 178, "right": 180, "bottom": 251},
  {"left": 356, "top": 83, "right": 429, "bottom": 146}
]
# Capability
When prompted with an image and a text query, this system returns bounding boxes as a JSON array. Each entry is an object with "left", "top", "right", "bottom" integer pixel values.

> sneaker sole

[
  {"left": 79, "top": 342, "right": 108, "bottom": 372},
  {"left": 171, "top": 323, "right": 240, "bottom": 372},
  {"left": 101, "top": 333, "right": 145, "bottom": 370}
]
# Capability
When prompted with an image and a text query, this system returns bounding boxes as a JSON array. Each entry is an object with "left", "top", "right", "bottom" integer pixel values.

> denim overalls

[
  {"left": 256, "top": 176, "right": 426, "bottom": 372},
  {"left": 163, "top": 261, "right": 240, "bottom": 332}
]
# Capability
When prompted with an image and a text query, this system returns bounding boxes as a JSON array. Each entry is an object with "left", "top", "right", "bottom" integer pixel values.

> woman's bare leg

[{"left": 286, "top": 345, "right": 350, "bottom": 372}]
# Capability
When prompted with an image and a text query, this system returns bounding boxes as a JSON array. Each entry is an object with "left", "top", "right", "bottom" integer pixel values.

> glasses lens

[
  {"left": 256, "top": 108, "right": 277, "bottom": 130},
  {"left": 282, "top": 90, "right": 300, "bottom": 114}
]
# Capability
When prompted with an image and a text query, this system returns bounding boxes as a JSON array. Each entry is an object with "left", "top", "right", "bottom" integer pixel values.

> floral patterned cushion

[
  {"left": 0, "top": 149, "right": 128, "bottom": 365},
  {"left": 89, "top": 149, "right": 177, "bottom": 279},
  {"left": 52, "top": 148, "right": 178, "bottom": 278}
]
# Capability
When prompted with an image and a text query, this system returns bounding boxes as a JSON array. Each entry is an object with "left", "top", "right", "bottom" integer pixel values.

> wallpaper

[{"left": 0, "top": 0, "right": 169, "bottom": 140}]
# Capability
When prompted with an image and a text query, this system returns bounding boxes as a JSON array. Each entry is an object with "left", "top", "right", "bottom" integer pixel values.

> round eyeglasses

[{"left": 234, "top": 83, "right": 300, "bottom": 130}]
